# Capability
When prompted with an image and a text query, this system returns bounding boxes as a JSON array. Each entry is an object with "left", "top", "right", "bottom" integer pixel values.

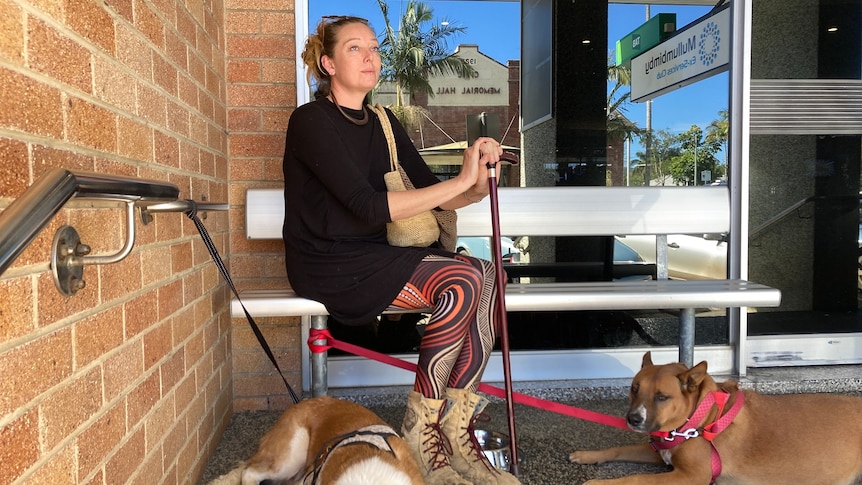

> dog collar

[
  {"left": 649, "top": 390, "right": 745, "bottom": 483},
  {"left": 306, "top": 424, "right": 400, "bottom": 485}
]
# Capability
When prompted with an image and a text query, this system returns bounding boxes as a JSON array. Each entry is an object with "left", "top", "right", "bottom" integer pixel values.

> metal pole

[{"left": 310, "top": 315, "right": 328, "bottom": 397}]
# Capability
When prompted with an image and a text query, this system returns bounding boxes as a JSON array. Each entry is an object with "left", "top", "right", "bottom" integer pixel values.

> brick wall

[
  {"left": 0, "top": 0, "right": 235, "bottom": 482},
  {"left": 224, "top": 1, "right": 299, "bottom": 412}
]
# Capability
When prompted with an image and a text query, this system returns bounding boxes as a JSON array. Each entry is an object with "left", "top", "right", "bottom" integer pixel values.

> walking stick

[{"left": 488, "top": 151, "right": 520, "bottom": 476}]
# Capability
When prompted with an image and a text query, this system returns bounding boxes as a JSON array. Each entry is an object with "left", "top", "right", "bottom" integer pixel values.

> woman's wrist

[{"left": 463, "top": 190, "right": 483, "bottom": 204}]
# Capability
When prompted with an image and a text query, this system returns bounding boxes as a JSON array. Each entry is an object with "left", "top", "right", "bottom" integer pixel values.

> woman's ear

[{"left": 321, "top": 55, "right": 334, "bottom": 76}]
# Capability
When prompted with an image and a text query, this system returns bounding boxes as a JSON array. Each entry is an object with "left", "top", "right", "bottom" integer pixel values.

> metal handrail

[
  {"left": 750, "top": 193, "right": 860, "bottom": 240},
  {"left": 0, "top": 167, "right": 180, "bottom": 276}
]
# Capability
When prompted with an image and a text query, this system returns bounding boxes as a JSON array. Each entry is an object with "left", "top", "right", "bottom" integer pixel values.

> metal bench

[{"left": 233, "top": 186, "right": 781, "bottom": 396}]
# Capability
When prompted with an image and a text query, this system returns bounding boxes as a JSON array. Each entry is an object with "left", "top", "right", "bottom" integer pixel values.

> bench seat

[
  {"left": 236, "top": 185, "right": 782, "bottom": 395},
  {"left": 232, "top": 280, "right": 780, "bottom": 317}
]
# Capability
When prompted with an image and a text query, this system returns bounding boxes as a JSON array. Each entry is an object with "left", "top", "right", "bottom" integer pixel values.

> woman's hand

[{"left": 459, "top": 137, "right": 502, "bottom": 202}]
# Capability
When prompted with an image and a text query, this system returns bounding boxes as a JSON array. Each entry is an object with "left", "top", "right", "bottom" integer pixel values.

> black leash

[{"left": 184, "top": 201, "right": 300, "bottom": 404}]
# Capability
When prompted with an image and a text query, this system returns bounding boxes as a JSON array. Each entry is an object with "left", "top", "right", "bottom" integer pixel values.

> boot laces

[
  {"left": 421, "top": 406, "right": 455, "bottom": 471},
  {"left": 461, "top": 411, "right": 498, "bottom": 473}
]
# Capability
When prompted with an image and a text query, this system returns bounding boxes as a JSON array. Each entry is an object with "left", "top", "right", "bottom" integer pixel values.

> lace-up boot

[
  {"left": 401, "top": 391, "right": 473, "bottom": 485},
  {"left": 443, "top": 388, "right": 521, "bottom": 485}
]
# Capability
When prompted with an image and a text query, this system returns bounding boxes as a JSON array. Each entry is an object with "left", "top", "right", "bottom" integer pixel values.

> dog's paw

[{"left": 568, "top": 450, "right": 605, "bottom": 465}]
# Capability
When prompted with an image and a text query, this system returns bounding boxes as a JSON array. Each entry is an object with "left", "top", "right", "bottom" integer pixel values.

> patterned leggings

[{"left": 388, "top": 254, "right": 501, "bottom": 399}]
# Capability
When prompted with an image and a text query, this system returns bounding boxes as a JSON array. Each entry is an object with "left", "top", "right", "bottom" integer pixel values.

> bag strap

[
  {"left": 371, "top": 104, "right": 398, "bottom": 172},
  {"left": 184, "top": 201, "right": 300, "bottom": 405}
]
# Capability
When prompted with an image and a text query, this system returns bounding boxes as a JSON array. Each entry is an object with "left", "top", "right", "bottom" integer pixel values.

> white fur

[
  {"left": 207, "top": 466, "right": 243, "bottom": 485},
  {"left": 630, "top": 404, "right": 647, "bottom": 429},
  {"left": 658, "top": 449, "right": 673, "bottom": 466},
  {"left": 332, "top": 456, "right": 414, "bottom": 485},
  {"left": 241, "top": 427, "right": 310, "bottom": 485}
]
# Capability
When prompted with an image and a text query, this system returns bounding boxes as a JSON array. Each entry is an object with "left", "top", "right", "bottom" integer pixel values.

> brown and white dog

[
  {"left": 569, "top": 352, "right": 862, "bottom": 485},
  {"left": 209, "top": 396, "right": 424, "bottom": 485}
]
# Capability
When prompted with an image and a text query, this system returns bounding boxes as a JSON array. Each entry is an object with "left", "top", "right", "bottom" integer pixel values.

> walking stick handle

[{"left": 500, "top": 151, "right": 519, "bottom": 165}]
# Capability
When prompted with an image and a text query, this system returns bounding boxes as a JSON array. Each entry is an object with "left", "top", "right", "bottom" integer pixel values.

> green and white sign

[
  {"left": 615, "top": 13, "right": 676, "bottom": 68},
  {"left": 631, "top": 5, "right": 730, "bottom": 102}
]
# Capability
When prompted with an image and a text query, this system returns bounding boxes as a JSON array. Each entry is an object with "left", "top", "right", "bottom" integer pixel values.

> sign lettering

[{"left": 631, "top": 6, "right": 730, "bottom": 102}]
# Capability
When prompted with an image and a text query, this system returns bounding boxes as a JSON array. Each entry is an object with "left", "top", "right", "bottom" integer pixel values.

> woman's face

[{"left": 324, "top": 22, "right": 381, "bottom": 98}]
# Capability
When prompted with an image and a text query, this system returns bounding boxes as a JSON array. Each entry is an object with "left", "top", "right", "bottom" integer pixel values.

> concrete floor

[{"left": 200, "top": 365, "right": 862, "bottom": 484}]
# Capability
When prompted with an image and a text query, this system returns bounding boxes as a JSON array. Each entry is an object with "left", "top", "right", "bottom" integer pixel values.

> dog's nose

[{"left": 627, "top": 412, "right": 644, "bottom": 428}]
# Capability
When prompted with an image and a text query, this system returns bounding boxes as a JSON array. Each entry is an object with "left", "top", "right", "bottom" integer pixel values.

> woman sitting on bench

[{"left": 282, "top": 15, "right": 518, "bottom": 485}]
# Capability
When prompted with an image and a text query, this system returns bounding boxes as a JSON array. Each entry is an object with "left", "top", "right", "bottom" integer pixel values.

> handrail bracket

[{"left": 51, "top": 200, "right": 137, "bottom": 296}]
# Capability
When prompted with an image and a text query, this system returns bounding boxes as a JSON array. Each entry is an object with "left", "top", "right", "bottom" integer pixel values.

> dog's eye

[
  {"left": 655, "top": 393, "right": 669, "bottom": 402},
  {"left": 631, "top": 383, "right": 639, "bottom": 395}
]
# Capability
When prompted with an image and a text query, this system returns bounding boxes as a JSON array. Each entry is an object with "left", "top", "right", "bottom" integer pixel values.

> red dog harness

[{"left": 649, "top": 390, "right": 745, "bottom": 483}]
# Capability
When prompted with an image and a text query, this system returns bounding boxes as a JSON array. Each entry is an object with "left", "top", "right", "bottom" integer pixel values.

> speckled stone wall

[{"left": 748, "top": 0, "right": 820, "bottom": 312}]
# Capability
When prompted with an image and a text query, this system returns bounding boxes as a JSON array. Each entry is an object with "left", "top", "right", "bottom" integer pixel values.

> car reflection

[{"left": 619, "top": 233, "right": 728, "bottom": 280}]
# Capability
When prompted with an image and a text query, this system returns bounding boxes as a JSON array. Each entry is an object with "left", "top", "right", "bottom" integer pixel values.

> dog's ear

[
  {"left": 641, "top": 351, "right": 653, "bottom": 368},
  {"left": 679, "top": 361, "right": 708, "bottom": 393}
]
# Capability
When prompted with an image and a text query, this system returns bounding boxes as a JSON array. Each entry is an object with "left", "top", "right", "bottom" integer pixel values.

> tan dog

[
  {"left": 209, "top": 396, "right": 424, "bottom": 485},
  {"left": 569, "top": 352, "right": 862, "bottom": 485}
]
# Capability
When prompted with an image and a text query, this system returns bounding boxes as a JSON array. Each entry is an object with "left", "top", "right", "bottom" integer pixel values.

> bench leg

[
  {"left": 679, "top": 308, "right": 695, "bottom": 368},
  {"left": 310, "top": 315, "right": 328, "bottom": 397}
]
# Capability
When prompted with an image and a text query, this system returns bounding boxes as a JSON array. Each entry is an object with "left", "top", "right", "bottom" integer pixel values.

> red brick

[
  {"left": 117, "top": 116, "right": 153, "bottom": 163},
  {"left": 74, "top": 306, "right": 123, "bottom": 369},
  {"left": 178, "top": 75, "right": 198, "bottom": 110},
  {"left": 140, "top": 245, "right": 171, "bottom": 288},
  {"left": 153, "top": 53, "right": 178, "bottom": 95},
  {"left": 0, "top": 67, "right": 63, "bottom": 138},
  {"left": 0, "top": 328, "right": 72, "bottom": 416},
  {"left": 158, "top": 280, "right": 184, "bottom": 320},
  {"left": 227, "top": 35, "right": 292, "bottom": 59},
  {"left": 261, "top": 59, "right": 292, "bottom": 82},
  {"left": 160, "top": 349, "right": 185, "bottom": 395},
  {"left": 144, "top": 394, "right": 175, "bottom": 452},
  {"left": 99, "top": 254, "right": 143, "bottom": 304},
  {"left": 0, "top": 276, "right": 33, "bottom": 343},
  {"left": 230, "top": 133, "right": 285, "bottom": 158},
  {"left": 131, "top": 448, "right": 164, "bottom": 485},
  {"left": 143, "top": 320, "right": 172, "bottom": 370},
  {"left": 67, "top": 97, "right": 116, "bottom": 152},
  {"left": 105, "top": 428, "right": 145, "bottom": 484},
  {"left": 0, "top": 138, "right": 28, "bottom": 197},
  {"left": 262, "top": 109, "right": 289, "bottom": 132},
  {"left": 127, "top": 371, "right": 160, "bottom": 426},
  {"left": 0, "top": 409, "right": 38, "bottom": 484},
  {"left": 149, "top": 0, "right": 175, "bottom": 23},
  {"left": 124, "top": 289, "right": 160, "bottom": 338},
  {"left": 93, "top": 57, "right": 136, "bottom": 113},
  {"left": 228, "top": 83, "right": 294, "bottom": 108},
  {"left": 66, "top": 0, "right": 115, "bottom": 54},
  {"left": 226, "top": 0, "right": 291, "bottom": 12},
  {"left": 227, "top": 59, "right": 259, "bottom": 82},
  {"left": 226, "top": 11, "right": 258, "bottom": 34},
  {"left": 39, "top": 367, "right": 102, "bottom": 450},
  {"left": 104, "top": 0, "right": 132, "bottom": 22},
  {"left": 103, "top": 341, "right": 143, "bottom": 401},
  {"left": 116, "top": 24, "right": 152, "bottom": 79},
  {"left": 28, "top": 17, "right": 92, "bottom": 92},
  {"left": 165, "top": 29, "right": 187, "bottom": 68},
  {"left": 26, "top": 442, "right": 75, "bottom": 483},
  {"left": 138, "top": 84, "right": 167, "bottom": 127},
  {"left": 135, "top": 2, "right": 164, "bottom": 47},
  {"left": 155, "top": 130, "right": 180, "bottom": 167},
  {"left": 261, "top": 12, "right": 293, "bottom": 35},
  {"left": 0, "top": 0, "right": 24, "bottom": 62},
  {"left": 161, "top": 415, "right": 189, "bottom": 471}
]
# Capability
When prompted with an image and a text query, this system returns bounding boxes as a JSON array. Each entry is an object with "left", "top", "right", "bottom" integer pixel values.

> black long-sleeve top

[{"left": 282, "top": 98, "right": 448, "bottom": 325}]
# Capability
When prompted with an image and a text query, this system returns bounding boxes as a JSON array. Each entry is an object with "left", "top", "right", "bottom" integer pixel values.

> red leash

[{"left": 308, "top": 328, "right": 630, "bottom": 431}]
